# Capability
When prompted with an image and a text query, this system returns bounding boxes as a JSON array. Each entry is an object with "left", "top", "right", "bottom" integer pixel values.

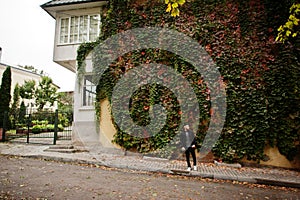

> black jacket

[{"left": 181, "top": 129, "right": 197, "bottom": 149}]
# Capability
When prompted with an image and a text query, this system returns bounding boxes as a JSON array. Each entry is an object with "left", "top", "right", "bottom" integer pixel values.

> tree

[
  {"left": 19, "top": 101, "right": 26, "bottom": 123},
  {"left": 10, "top": 84, "right": 20, "bottom": 128},
  {"left": 35, "top": 76, "right": 58, "bottom": 110},
  {"left": 0, "top": 66, "right": 12, "bottom": 127},
  {"left": 57, "top": 92, "right": 74, "bottom": 125},
  {"left": 19, "top": 80, "right": 36, "bottom": 100},
  {"left": 19, "top": 77, "right": 59, "bottom": 111},
  {"left": 58, "top": 92, "right": 73, "bottom": 111}
]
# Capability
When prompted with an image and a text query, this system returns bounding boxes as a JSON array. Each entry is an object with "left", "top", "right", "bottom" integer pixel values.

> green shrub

[
  {"left": 58, "top": 114, "right": 69, "bottom": 127},
  {"left": 32, "top": 125, "right": 42, "bottom": 134},
  {"left": 31, "top": 120, "right": 39, "bottom": 126},
  {"left": 40, "top": 120, "right": 48, "bottom": 126},
  {"left": 31, "top": 111, "right": 55, "bottom": 124},
  {"left": 58, "top": 124, "right": 64, "bottom": 131},
  {"left": 46, "top": 124, "right": 55, "bottom": 132}
]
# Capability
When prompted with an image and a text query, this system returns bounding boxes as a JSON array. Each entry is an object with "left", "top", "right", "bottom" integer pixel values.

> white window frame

[
  {"left": 82, "top": 74, "right": 96, "bottom": 107},
  {"left": 58, "top": 14, "right": 101, "bottom": 45}
]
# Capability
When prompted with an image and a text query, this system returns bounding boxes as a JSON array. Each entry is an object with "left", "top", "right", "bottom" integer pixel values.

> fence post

[
  {"left": 53, "top": 109, "right": 58, "bottom": 145},
  {"left": 26, "top": 114, "right": 31, "bottom": 143}
]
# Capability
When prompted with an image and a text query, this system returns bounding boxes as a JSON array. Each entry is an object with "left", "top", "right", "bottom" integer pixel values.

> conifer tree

[
  {"left": 10, "top": 84, "right": 20, "bottom": 128},
  {"left": 0, "top": 66, "right": 12, "bottom": 127},
  {"left": 19, "top": 101, "right": 26, "bottom": 124}
]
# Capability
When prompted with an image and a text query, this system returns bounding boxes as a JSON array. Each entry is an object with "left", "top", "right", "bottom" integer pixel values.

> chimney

[{"left": 0, "top": 47, "right": 2, "bottom": 62}]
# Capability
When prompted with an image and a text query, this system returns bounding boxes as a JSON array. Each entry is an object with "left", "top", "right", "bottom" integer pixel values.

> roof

[
  {"left": 0, "top": 62, "right": 42, "bottom": 77},
  {"left": 41, "top": 0, "right": 104, "bottom": 8},
  {"left": 0, "top": 62, "right": 60, "bottom": 89},
  {"left": 41, "top": 0, "right": 107, "bottom": 19}
]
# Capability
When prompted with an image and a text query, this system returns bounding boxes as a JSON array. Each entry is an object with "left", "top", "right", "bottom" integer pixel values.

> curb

[
  {"left": 255, "top": 178, "right": 300, "bottom": 189},
  {"left": 5, "top": 154, "right": 110, "bottom": 168}
]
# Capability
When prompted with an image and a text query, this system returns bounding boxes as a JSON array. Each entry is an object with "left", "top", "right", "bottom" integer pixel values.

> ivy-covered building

[{"left": 42, "top": 0, "right": 299, "bottom": 169}]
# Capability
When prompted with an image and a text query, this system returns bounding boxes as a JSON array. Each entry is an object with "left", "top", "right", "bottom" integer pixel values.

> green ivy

[
  {"left": 95, "top": 49, "right": 210, "bottom": 158},
  {"left": 77, "top": 0, "right": 300, "bottom": 162}
]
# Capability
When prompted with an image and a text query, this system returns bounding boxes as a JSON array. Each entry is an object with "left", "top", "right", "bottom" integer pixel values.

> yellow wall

[
  {"left": 243, "top": 145, "right": 300, "bottom": 169},
  {"left": 99, "top": 99, "right": 120, "bottom": 148},
  {"left": 261, "top": 146, "right": 300, "bottom": 169},
  {"left": 98, "top": 98, "right": 299, "bottom": 169}
]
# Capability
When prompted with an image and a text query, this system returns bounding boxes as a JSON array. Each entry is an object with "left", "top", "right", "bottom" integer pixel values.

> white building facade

[
  {"left": 42, "top": 0, "right": 108, "bottom": 147},
  {"left": 0, "top": 63, "right": 59, "bottom": 112}
]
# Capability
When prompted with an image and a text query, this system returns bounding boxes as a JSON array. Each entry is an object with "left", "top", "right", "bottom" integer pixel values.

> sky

[{"left": 0, "top": 0, "right": 75, "bottom": 91}]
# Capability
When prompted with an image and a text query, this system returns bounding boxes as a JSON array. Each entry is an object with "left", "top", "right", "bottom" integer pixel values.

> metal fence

[{"left": 1, "top": 109, "right": 72, "bottom": 145}]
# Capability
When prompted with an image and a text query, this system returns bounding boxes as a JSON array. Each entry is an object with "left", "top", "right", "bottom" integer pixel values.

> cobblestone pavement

[{"left": 0, "top": 140, "right": 299, "bottom": 188}]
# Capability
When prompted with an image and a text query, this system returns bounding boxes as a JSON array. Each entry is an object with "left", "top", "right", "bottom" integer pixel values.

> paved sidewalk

[{"left": 0, "top": 140, "right": 299, "bottom": 188}]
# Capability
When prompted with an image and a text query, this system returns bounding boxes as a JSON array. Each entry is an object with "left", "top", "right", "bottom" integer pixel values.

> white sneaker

[
  {"left": 187, "top": 167, "right": 191, "bottom": 171},
  {"left": 193, "top": 166, "right": 197, "bottom": 171}
]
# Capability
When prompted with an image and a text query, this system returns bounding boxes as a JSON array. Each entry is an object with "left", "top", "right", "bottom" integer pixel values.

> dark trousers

[{"left": 185, "top": 147, "right": 196, "bottom": 167}]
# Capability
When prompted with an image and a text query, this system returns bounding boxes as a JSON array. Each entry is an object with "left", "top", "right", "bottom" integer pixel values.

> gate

[{"left": 2, "top": 109, "right": 72, "bottom": 145}]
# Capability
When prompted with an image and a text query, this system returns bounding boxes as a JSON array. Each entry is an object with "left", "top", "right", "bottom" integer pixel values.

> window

[
  {"left": 60, "top": 18, "right": 69, "bottom": 44},
  {"left": 83, "top": 75, "right": 96, "bottom": 106},
  {"left": 70, "top": 16, "right": 79, "bottom": 43},
  {"left": 59, "top": 15, "right": 100, "bottom": 44},
  {"left": 89, "top": 15, "right": 99, "bottom": 41}
]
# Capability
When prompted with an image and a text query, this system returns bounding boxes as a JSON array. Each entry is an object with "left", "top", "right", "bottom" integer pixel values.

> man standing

[{"left": 181, "top": 124, "right": 197, "bottom": 171}]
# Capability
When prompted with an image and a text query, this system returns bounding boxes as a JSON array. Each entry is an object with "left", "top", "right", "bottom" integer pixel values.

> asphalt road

[{"left": 0, "top": 155, "right": 299, "bottom": 200}]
